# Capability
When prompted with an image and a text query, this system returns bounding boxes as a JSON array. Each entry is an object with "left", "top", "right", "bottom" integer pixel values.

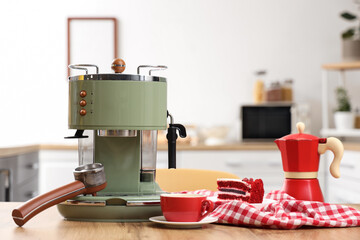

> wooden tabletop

[{"left": 1, "top": 202, "right": 360, "bottom": 240}]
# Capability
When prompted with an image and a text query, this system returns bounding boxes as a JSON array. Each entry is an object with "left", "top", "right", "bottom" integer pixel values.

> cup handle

[{"left": 199, "top": 200, "right": 214, "bottom": 221}]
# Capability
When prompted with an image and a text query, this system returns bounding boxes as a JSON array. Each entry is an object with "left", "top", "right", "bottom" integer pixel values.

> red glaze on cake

[{"left": 217, "top": 178, "right": 264, "bottom": 203}]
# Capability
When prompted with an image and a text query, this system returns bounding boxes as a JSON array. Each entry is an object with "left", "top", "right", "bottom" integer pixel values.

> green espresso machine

[{"left": 57, "top": 59, "right": 186, "bottom": 221}]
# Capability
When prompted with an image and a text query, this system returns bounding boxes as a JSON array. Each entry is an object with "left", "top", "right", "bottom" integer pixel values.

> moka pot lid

[{"left": 275, "top": 122, "right": 320, "bottom": 142}]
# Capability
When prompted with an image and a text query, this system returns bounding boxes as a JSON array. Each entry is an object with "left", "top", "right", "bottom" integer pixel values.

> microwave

[{"left": 241, "top": 103, "right": 297, "bottom": 141}]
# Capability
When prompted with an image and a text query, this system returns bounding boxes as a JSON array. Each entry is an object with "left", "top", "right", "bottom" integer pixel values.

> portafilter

[{"left": 12, "top": 163, "right": 106, "bottom": 227}]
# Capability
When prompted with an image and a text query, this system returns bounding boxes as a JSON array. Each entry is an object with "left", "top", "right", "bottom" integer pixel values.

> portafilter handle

[{"left": 12, "top": 163, "right": 106, "bottom": 227}]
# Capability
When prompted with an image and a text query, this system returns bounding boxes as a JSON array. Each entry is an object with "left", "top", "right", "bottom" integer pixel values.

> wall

[{"left": 0, "top": 0, "right": 359, "bottom": 147}]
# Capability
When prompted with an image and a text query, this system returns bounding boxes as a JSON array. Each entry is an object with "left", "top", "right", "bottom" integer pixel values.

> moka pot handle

[{"left": 318, "top": 137, "right": 344, "bottom": 178}]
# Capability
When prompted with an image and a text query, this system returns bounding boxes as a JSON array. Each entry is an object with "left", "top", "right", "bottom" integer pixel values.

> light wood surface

[
  {"left": 322, "top": 61, "right": 360, "bottom": 70},
  {"left": 41, "top": 142, "right": 360, "bottom": 151},
  {"left": 340, "top": 142, "right": 360, "bottom": 151},
  {"left": 1, "top": 142, "right": 360, "bottom": 159},
  {"left": 40, "top": 144, "right": 78, "bottom": 151},
  {"left": 0, "top": 145, "right": 40, "bottom": 158},
  {"left": 1, "top": 202, "right": 360, "bottom": 240},
  {"left": 157, "top": 142, "right": 279, "bottom": 151}
]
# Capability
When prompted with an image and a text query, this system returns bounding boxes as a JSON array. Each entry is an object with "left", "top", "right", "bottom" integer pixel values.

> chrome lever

[
  {"left": 137, "top": 65, "right": 167, "bottom": 75},
  {"left": 69, "top": 64, "right": 99, "bottom": 75}
]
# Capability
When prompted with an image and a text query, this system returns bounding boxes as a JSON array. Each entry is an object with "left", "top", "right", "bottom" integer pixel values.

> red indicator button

[
  {"left": 79, "top": 108, "right": 87, "bottom": 116},
  {"left": 80, "top": 90, "right": 87, "bottom": 98},
  {"left": 79, "top": 100, "right": 87, "bottom": 107}
]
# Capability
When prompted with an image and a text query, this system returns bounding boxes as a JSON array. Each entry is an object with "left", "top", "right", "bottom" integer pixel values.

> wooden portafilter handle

[{"left": 12, "top": 163, "right": 106, "bottom": 227}]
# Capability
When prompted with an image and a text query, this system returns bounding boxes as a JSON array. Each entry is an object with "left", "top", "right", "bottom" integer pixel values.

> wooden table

[{"left": 1, "top": 202, "right": 360, "bottom": 240}]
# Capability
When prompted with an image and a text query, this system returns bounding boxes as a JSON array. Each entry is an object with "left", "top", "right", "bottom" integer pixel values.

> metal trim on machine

[
  {"left": 126, "top": 200, "right": 161, "bottom": 206},
  {"left": 97, "top": 130, "right": 137, "bottom": 137},
  {"left": 68, "top": 74, "right": 166, "bottom": 82}
]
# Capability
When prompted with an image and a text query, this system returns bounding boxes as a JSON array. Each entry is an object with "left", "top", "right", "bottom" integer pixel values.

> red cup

[{"left": 160, "top": 194, "right": 214, "bottom": 222}]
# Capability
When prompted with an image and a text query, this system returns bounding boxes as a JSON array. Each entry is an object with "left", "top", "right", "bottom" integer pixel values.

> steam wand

[{"left": 166, "top": 111, "right": 187, "bottom": 169}]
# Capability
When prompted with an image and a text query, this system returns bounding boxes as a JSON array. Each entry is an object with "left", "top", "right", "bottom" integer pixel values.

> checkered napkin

[{"left": 184, "top": 189, "right": 360, "bottom": 229}]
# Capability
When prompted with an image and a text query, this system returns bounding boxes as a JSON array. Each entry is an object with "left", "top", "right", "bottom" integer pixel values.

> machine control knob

[
  {"left": 111, "top": 59, "right": 126, "bottom": 73},
  {"left": 80, "top": 90, "right": 87, "bottom": 98},
  {"left": 79, "top": 99, "right": 87, "bottom": 107},
  {"left": 79, "top": 108, "right": 87, "bottom": 116}
]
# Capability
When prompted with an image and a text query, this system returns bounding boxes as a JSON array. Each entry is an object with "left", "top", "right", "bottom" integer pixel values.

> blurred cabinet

[
  {"left": 0, "top": 151, "right": 39, "bottom": 202},
  {"left": 0, "top": 169, "right": 10, "bottom": 201},
  {"left": 158, "top": 150, "right": 328, "bottom": 195},
  {"left": 37, "top": 148, "right": 351, "bottom": 202},
  {"left": 39, "top": 150, "right": 78, "bottom": 194},
  {"left": 324, "top": 150, "right": 360, "bottom": 203},
  {"left": 156, "top": 151, "right": 175, "bottom": 169},
  {"left": 185, "top": 151, "right": 283, "bottom": 194},
  {"left": 159, "top": 150, "right": 285, "bottom": 194}
]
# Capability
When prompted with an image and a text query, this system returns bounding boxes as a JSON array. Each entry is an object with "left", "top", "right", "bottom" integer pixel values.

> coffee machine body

[{"left": 57, "top": 62, "right": 173, "bottom": 221}]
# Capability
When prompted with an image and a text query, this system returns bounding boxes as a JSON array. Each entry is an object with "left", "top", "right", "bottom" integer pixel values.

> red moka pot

[{"left": 275, "top": 122, "right": 344, "bottom": 202}]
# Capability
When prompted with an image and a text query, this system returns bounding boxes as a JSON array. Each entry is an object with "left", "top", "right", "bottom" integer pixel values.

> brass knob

[
  {"left": 79, "top": 109, "right": 87, "bottom": 116},
  {"left": 79, "top": 100, "right": 87, "bottom": 107},
  {"left": 111, "top": 59, "right": 126, "bottom": 73},
  {"left": 80, "top": 90, "right": 87, "bottom": 98}
]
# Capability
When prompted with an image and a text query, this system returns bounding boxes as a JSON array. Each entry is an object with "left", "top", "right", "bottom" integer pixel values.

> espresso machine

[
  {"left": 275, "top": 122, "right": 344, "bottom": 202},
  {"left": 57, "top": 59, "right": 186, "bottom": 221}
]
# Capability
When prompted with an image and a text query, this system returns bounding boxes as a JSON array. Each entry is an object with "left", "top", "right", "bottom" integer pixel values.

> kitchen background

[
  {"left": 1, "top": 0, "right": 360, "bottom": 204},
  {"left": 1, "top": 0, "right": 360, "bottom": 147}
]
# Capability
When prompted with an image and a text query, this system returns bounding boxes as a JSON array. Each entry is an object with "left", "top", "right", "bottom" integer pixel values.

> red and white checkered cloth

[{"left": 183, "top": 189, "right": 360, "bottom": 229}]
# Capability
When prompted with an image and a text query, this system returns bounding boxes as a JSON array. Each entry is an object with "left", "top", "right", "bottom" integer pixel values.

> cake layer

[
  {"left": 217, "top": 188, "right": 248, "bottom": 196},
  {"left": 217, "top": 178, "right": 264, "bottom": 203},
  {"left": 217, "top": 179, "right": 251, "bottom": 192},
  {"left": 218, "top": 192, "right": 250, "bottom": 202}
]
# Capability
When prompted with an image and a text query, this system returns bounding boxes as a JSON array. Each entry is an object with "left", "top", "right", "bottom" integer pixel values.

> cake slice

[{"left": 217, "top": 178, "right": 264, "bottom": 203}]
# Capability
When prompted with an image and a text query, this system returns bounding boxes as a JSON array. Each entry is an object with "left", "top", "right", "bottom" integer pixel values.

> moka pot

[{"left": 275, "top": 122, "right": 344, "bottom": 202}]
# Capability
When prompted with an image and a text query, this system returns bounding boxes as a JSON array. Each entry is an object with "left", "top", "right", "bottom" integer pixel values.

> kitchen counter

[
  {"left": 1, "top": 202, "right": 360, "bottom": 240},
  {"left": 157, "top": 142, "right": 279, "bottom": 151},
  {"left": 41, "top": 142, "right": 281, "bottom": 151},
  {"left": 1, "top": 142, "right": 359, "bottom": 155},
  {"left": 0, "top": 145, "right": 40, "bottom": 158}
]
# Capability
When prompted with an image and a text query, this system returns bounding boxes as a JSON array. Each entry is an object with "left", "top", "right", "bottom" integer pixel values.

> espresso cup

[{"left": 160, "top": 194, "right": 214, "bottom": 222}]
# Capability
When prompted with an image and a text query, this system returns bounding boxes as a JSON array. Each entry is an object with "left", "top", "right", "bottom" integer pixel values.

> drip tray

[{"left": 57, "top": 195, "right": 162, "bottom": 222}]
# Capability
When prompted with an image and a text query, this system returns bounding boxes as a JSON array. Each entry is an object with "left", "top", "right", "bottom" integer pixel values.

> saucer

[{"left": 149, "top": 216, "right": 218, "bottom": 229}]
